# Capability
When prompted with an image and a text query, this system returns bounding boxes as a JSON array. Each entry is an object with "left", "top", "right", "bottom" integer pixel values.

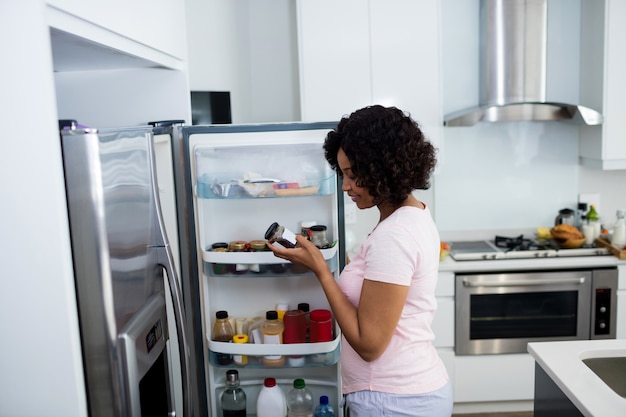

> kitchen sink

[{"left": 582, "top": 356, "right": 626, "bottom": 398}]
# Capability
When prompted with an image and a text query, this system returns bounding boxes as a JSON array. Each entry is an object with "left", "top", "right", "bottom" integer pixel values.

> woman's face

[{"left": 337, "top": 148, "right": 375, "bottom": 210}]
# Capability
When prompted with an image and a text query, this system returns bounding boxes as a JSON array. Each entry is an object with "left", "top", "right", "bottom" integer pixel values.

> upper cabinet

[
  {"left": 47, "top": 0, "right": 188, "bottom": 70},
  {"left": 579, "top": 0, "right": 626, "bottom": 170},
  {"left": 296, "top": 0, "right": 442, "bottom": 149}
]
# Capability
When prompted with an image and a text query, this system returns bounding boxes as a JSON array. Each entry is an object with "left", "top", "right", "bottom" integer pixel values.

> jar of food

[
  {"left": 229, "top": 240, "right": 249, "bottom": 275},
  {"left": 300, "top": 220, "right": 317, "bottom": 238},
  {"left": 265, "top": 222, "right": 297, "bottom": 248},
  {"left": 309, "top": 225, "right": 329, "bottom": 248},
  {"left": 248, "top": 239, "right": 270, "bottom": 273},
  {"left": 210, "top": 242, "right": 229, "bottom": 275}
]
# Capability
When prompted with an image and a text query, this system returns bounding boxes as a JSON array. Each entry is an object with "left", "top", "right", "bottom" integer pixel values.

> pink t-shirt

[{"left": 338, "top": 205, "right": 449, "bottom": 395}]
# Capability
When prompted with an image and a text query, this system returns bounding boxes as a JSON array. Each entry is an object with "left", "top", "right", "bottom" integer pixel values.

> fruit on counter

[
  {"left": 550, "top": 223, "right": 584, "bottom": 241},
  {"left": 439, "top": 242, "right": 451, "bottom": 261},
  {"left": 586, "top": 204, "right": 599, "bottom": 222},
  {"left": 536, "top": 227, "right": 551, "bottom": 240}
]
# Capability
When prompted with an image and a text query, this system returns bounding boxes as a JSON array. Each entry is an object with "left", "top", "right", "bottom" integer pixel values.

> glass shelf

[{"left": 196, "top": 174, "right": 336, "bottom": 199}]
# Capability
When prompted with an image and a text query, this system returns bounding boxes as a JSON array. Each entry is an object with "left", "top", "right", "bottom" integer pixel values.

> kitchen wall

[{"left": 185, "top": 0, "right": 626, "bottom": 240}]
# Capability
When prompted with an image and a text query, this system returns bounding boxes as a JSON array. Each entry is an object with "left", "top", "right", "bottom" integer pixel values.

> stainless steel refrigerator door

[{"left": 61, "top": 126, "right": 185, "bottom": 416}]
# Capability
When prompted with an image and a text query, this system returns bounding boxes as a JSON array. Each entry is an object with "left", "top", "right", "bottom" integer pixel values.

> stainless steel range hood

[{"left": 444, "top": 0, "right": 603, "bottom": 127}]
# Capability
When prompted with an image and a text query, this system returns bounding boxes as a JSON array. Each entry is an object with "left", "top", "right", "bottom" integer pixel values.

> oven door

[{"left": 455, "top": 270, "right": 592, "bottom": 355}]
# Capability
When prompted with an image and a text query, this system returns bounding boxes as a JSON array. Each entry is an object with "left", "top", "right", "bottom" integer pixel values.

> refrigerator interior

[{"left": 182, "top": 123, "right": 344, "bottom": 416}]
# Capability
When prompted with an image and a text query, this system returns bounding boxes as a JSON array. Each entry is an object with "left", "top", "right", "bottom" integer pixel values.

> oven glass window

[{"left": 470, "top": 291, "right": 578, "bottom": 339}]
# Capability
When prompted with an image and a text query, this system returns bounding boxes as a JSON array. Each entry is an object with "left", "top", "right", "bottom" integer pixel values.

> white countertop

[
  {"left": 438, "top": 253, "right": 626, "bottom": 273},
  {"left": 528, "top": 339, "right": 626, "bottom": 417}
]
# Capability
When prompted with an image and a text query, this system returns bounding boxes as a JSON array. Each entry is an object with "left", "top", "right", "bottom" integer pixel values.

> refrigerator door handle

[{"left": 159, "top": 245, "right": 192, "bottom": 417}]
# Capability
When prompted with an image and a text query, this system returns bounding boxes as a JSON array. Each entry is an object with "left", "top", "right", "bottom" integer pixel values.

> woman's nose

[{"left": 341, "top": 181, "right": 350, "bottom": 192}]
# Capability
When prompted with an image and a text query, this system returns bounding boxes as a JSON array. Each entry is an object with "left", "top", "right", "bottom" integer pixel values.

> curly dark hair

[{"left": 323, "top": 105, "right": 437, "bottom": 207}]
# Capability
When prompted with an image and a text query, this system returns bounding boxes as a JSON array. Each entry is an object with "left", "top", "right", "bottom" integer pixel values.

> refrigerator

[
  {"left": 60, "top": 125, "right": 192, "bottom": 417},
  {"left": 164, "top": 121, "right": 346, "bottom": 417}
]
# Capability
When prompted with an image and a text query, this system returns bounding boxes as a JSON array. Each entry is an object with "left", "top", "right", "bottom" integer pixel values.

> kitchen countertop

[
  {"left": 528, "top": 339, "right": 626, "bottom": 417},
  {"left": 438, "top": 253, "right": 626, "bottom": 273}
]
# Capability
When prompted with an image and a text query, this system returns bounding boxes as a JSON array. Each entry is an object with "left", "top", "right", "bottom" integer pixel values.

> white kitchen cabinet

[
  {"left": 47, "top": 0, "right": 187, "bottom": 65},
  {"left": 579, "top": 0, "right": 626, "bottom": 170},
  {"left": 433, "top": 272, "right": 454, "bottom": 348},
  {"left": 454, "top": 354, "right": 535, "bottom": 403},
  {"left": 297, "top": 0, "right": 442, "bottom": 149}
]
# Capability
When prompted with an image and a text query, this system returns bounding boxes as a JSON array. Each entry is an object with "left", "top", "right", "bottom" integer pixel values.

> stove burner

[{"left": 494, "top": 235, "right": 557, "bottom": 252}]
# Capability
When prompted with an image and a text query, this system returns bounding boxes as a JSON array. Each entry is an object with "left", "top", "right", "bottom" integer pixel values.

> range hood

[{"left": 444, "top": 0, "right": 603, "bottom": 127}]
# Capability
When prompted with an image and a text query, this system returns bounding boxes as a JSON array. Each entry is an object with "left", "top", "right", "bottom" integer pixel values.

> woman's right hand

[{"left": 266, "top": 234, "right": 330, "bottom": 277}]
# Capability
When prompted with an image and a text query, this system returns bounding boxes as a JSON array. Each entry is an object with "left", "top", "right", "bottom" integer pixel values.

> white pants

[{"left": 344, "top": 382, "right": 453, "bottom": 417}]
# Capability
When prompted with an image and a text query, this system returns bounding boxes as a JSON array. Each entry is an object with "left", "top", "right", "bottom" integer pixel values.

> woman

[{"left": 268, "top": 105, "right": 452, "bottom": 417}]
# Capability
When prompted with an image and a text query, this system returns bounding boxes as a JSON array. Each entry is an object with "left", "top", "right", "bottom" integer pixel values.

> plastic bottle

[
  {"left": 212, "top": 310, "right": 234, "bottom": 365},
  {"left": 221, "top": 370, "right": 246, "bottom": 417},
  {"left": 287, "top": 378, "right": 314, "bottom": 417},
  {"left": 256, "top": 377, "right": 287, "bottom": 417},
  {"left": 313, "top": 395, "right": 334, "bottom": 417},
  {"left": 611, "top": 209, "right": 626, "bottom": 249},
  {"left": 261, "top": 310, "right": 285, "bottom": 367}
]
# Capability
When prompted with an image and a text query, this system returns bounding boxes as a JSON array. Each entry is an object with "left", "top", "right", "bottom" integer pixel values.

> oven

[{"left": 455, "top": 267, "right": 617, "bottom": 355}]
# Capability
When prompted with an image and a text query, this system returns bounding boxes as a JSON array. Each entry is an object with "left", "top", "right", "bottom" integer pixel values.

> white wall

[
  {"left": 0, "top": 1, "right": 87, "bottom": 416},
  {"left": 183, "top": 0, "right": 626, "bottom": 236}
]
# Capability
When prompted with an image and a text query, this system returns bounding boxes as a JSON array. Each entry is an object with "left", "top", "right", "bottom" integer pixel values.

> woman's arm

[{"left": 267, "top": 235, "right": 408, "bottom": 362}]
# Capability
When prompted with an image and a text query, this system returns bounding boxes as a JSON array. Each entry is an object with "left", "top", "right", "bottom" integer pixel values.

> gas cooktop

[{"left": 449, "top": 235, "right": 611, "bottom": 261}]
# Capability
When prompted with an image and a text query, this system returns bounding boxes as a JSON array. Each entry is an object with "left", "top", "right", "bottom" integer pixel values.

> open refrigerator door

[{"left": 171, "top": 122, "right": 345, "bottom": 417}]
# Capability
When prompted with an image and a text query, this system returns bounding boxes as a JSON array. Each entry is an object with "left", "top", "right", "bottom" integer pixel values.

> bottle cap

[
  {"left": 266, "top": 310, "right": 278, "bottom": 320},
  {"left": 264, "top": 377, "right": 277, "bottom": 387},
  {"left": 320, "top": 395, "right": 329, "bottom": 405},
  {"left": 233, "top": 334, "right": 249, "bottom": 344},
  {"left": 297, "top": 303, "right": 310, "bottom": 313},
  {"left": 226, "top": 369, "right": 239, "bottom": 383},
  {"left": 293, "top": 378, "right": 305, "bottom": 389},
  {"left": 216, "top": 310, "right": 228, "bottom": 319}
]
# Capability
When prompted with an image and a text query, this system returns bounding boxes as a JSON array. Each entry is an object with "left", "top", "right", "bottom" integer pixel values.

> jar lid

[
  {"left": 264, "top": 222, "right": 279, "bottom": 239},
  {"left": 310, "top": 309, "right": 332, "bottom": 321},
  {"left": 310, "top": 225, "right": 327, "bottom": 232},
  {"left": 249, "top": 239, "right": 267, "bottom": 250},
  {"left": 211, "top": 242, "right": 229, "bottom": 250},
  {"left": 229, "top": 241, "right": 247, "bottom": 250}
]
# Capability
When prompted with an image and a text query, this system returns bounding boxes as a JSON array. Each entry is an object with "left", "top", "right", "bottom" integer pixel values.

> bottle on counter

[
  {"left": 261, "top": 310, "right": 285, "bottom": 367},
  {"left": 287, "top": 378, "right": 314, "bottom": 417},
  {"left": 221, "top": 370, "right": 246, "bottom": 417},
  {"left": 611, "top": 209, "right": 626, "bottom": 249},
  {"left": 586, "top": 205, "right": 602, "bottom": 239},
  {"left": 256, "top": 377, "right": 287, "bottom": 417},
  {"left": 313, "top": 395, "right": 334, "bottom": 417},
  {"left": 212, "top": 310, "right": 234, "bottom": 365}
]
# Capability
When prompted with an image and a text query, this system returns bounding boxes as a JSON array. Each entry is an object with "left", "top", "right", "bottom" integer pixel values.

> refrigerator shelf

[
  {"left": 195, "top": 174, "right": 336, "bottom": 199},
  {"left": 207, "top": 335, "right": 340, "bottom": 356},
  {"left": 202, "top": 245, "right": 337, "bottom": 264},
  {"left": 207, "top": 348, "right": 340, "bottom": 368},
  {"left": 202, "top": 254, "right": 339, "bottom": 277}
]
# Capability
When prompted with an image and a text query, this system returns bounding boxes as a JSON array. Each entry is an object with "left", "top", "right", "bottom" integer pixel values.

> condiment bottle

[
  {"left": 611, "top": 209, "right": 626, "bottom": 249},
  {"left": 261, "top": 310, "right": 285, "bottom": 367},
  {"left": 212, "top": 310, "right": 234, "bottom": 365},
  {"left": 309, "top": 309, "right": 333, "bottom": 343},
  {"left": 232, "top": 334, "right": 249, "bottom": 366},
  {"left": 221, "top": 369, "right": 246, "bottom": 417}
]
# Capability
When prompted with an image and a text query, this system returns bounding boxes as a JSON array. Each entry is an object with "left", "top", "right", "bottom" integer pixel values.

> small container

[
  {"left": 212, "top": 310, "right": 234, "bottom": 365},
  {"left": 210, "top": 242, "right": 230, "bottom": 275},
  {"left": 249, "top": 239, "right": 271, "bottom": 273},
  {"left": 229, "top": 240, "right": 249, "bottom": 274},
  {"left": 232, "top": 334, "right": 249, "bottom": 366},
  {"left": 309, "top": 225, "right": 329, "bottom": 248},
  {"left": 309, "top": 309, "right": 333, "bottom": 343},
  {"left": 265, "top": 222, "right": 298, "bottom": 248},
  {"left": 283, "top": 310, "right": 307, "bottom": 344},
  {"left": 300, "top": 220, "right": 317, "bottom": 238},
  {"left": 611, "top": 209, "right": 626, "bottom": 249},
  {"left": 261, "top": 310, "right": 285, "bottom": 367}
]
